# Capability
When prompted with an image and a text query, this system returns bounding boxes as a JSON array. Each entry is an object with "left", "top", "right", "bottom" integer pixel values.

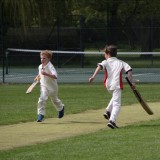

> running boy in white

[
  {"left": 35, "top": 50, "right": 64, "bottom": 122},
  {"left": 89, "top": 45, "right": 135, "bottom": 129}
]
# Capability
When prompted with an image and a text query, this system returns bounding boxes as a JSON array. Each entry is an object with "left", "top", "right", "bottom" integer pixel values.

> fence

[{"left": 0, "top": 48, "right": 160, "bottom": 83}]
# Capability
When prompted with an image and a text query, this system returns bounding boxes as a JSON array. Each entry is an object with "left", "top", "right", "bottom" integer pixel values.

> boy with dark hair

[{"left": 89, "top": 45, "right": 135, "bottom": 129}]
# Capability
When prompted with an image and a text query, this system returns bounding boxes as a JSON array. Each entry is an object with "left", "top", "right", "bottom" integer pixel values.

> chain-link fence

[
  {"left": 1, "top": 15, "right": 160, "bottom": 83},
  {"left": 1, "top": 49, "right": 160, "bottom": 83}
]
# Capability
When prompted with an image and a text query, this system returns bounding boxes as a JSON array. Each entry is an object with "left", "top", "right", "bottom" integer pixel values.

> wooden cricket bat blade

[
  {"left": 125, "top": 76, "right": 154, "bottom": 115},
  {"left": 26, "top": 81, "right": 39, "bottom": 94},
  {"left": 133, "top": 89, "right": 153, "bottom": 115}
]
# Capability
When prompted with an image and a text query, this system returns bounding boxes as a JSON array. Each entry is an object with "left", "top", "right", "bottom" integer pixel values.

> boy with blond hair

[{"left": 35, "top": 50, "right": 64, "bottom": 122}]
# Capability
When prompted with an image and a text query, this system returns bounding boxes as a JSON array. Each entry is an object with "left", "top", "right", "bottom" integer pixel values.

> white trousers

[
  {"left": 37, "top": 86, "right": 64, "bottom": 115},
  {"left": 106, "top": 89, "right": 121, "bottom": 122}
]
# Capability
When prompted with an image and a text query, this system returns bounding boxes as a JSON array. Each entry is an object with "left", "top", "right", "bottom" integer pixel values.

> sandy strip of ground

[{"left": 0, "top": 102, "right": 160, "bottom": 151}]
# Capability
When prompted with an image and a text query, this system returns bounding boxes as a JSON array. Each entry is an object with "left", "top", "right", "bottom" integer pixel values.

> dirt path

[{"left": 0, "top": 102, "right": 160, "bottom": 151}]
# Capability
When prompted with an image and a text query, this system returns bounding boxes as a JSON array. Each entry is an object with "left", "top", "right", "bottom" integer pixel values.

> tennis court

[
  {"left": 1, "top": 48, "right": 160, "bottom": 84},
  {"left": 0, "top": 67, "right": 160, "bottom": 83}
]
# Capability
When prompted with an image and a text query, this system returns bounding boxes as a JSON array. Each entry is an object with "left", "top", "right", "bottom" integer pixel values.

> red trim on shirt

[
  {"left": 120, "top": 69, "right": 123, "bottom": 89},
  {"left": 103, "top": 69, "right": 108, "bottom": 88}
]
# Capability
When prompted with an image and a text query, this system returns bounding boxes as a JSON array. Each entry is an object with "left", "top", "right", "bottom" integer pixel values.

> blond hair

[{"left": 40, "top": 50, "right": 52, "bottom": 59}]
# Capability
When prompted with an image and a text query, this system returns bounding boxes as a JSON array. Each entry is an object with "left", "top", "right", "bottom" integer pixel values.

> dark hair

[{"left": 104, "top": 44, "right": 117, "bottom": 57}]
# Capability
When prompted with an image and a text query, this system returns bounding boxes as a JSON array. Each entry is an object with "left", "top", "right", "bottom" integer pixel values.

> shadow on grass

[{"left": 38, "top": 120, "right": 104, "bottom": 125}]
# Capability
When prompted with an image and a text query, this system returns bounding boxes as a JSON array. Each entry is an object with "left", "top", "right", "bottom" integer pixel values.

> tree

[
  {"left": 71, "top": 0, "right": 160, "bottom": 51},
  {"left": 1, "top": 0, "right": 160, "bottom": 51},
  {"left": 118, "top": 0, "right": 160, "bottom": 51},
  {"left": 0, "top": 0, "right": 73, "bottom": 27},
  {"left": 0, "top": 0, "right": 73, "bottom": 52}
]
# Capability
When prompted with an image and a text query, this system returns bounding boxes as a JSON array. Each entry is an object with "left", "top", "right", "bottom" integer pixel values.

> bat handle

[{"left": 125, "top": 76, "right": 133, "bottom": 87}]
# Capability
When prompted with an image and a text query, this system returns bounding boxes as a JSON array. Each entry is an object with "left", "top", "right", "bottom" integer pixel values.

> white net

[{"left": 2, "top": 48, "right": 160, "bottom": 83}]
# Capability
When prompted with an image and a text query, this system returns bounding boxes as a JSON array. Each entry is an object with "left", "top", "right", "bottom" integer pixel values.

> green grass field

[
  {"left": 0, "top": 83, "right": 160, "bottom": 159},
  {"left": 1, "top": 121, "right": 160, "bottom": 160}
]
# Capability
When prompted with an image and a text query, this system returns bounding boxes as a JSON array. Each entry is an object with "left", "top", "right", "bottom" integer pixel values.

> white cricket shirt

[
  {"left": 98, "top": 57, "right": 132, "bottom": 90},
  {"left": 38, "top": 61, "right": 58, "bottom": 90}
]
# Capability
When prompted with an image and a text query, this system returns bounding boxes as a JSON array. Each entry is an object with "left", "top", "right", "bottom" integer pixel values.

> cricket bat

[
  {"left": 125, "top": 77, "right": 153, "bottom": 115},
  {"left": 26, "top": 79, "right": 39, "bottom": 94}
]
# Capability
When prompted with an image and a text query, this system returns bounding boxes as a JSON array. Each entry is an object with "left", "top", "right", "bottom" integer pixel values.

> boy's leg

[
  {"left": 106, "top": 96, "right": 113, "bottom": 112},
  {"left": 103, "top": 94, "right": 113, "bottom": 119},
  {"left": 51, "top": 96, "right": 64, "bottom": 111},
  {"left": 50, "top": 91, "right": 64, "bottom": 118},
  {"left": 109, "top": 89, "right": 121, "bottom": 122},
  {"left": 37, "top": 88, "right": 49, "bottom": 121}
]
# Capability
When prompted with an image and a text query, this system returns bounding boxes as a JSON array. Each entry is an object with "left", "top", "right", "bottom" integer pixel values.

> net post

[
  {"left": 5, "top": 50, "right": 9, "bottom": 74},
  {"left": 56, "top": 17, "right": 61, "bottom": 68},
  {"left": 79, "top": 15, "right": 85, "bottom": 68},
  {"left": 1, "top": 2, "right": 5, "bottom": 83},
  {"left": 151, "top": 54, "right": 153, "bottom": 66},
  {"left": 80, "top": 53, "right": 84, "bottom": 68},
  {"left": 57, "top": 52, "right": 61, "bottom": 68},
  {"left": 2, "top": 50, "right": 5, "bottom": 83}
]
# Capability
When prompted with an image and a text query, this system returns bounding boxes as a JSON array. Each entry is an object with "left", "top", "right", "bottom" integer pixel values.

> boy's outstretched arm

[{"left": 89, "top": 65, "right": 101, "bottom": 83}]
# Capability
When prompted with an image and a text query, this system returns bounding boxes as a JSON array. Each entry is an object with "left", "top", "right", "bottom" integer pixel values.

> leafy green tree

[
  {"left": 118, "top": 0, "right": 160, "bottom": 51},
  {"left": 1, "top": 0, "right": 160, "bottom": 51},
  {"left": 0, "top": 0, "right": 73, "bottom": 53},
  {"left": 0, "top": 0, "right": 72, "bottom": 27},
  {"left": 71, "top": 0, "right": 160, "bottom": 51}
]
